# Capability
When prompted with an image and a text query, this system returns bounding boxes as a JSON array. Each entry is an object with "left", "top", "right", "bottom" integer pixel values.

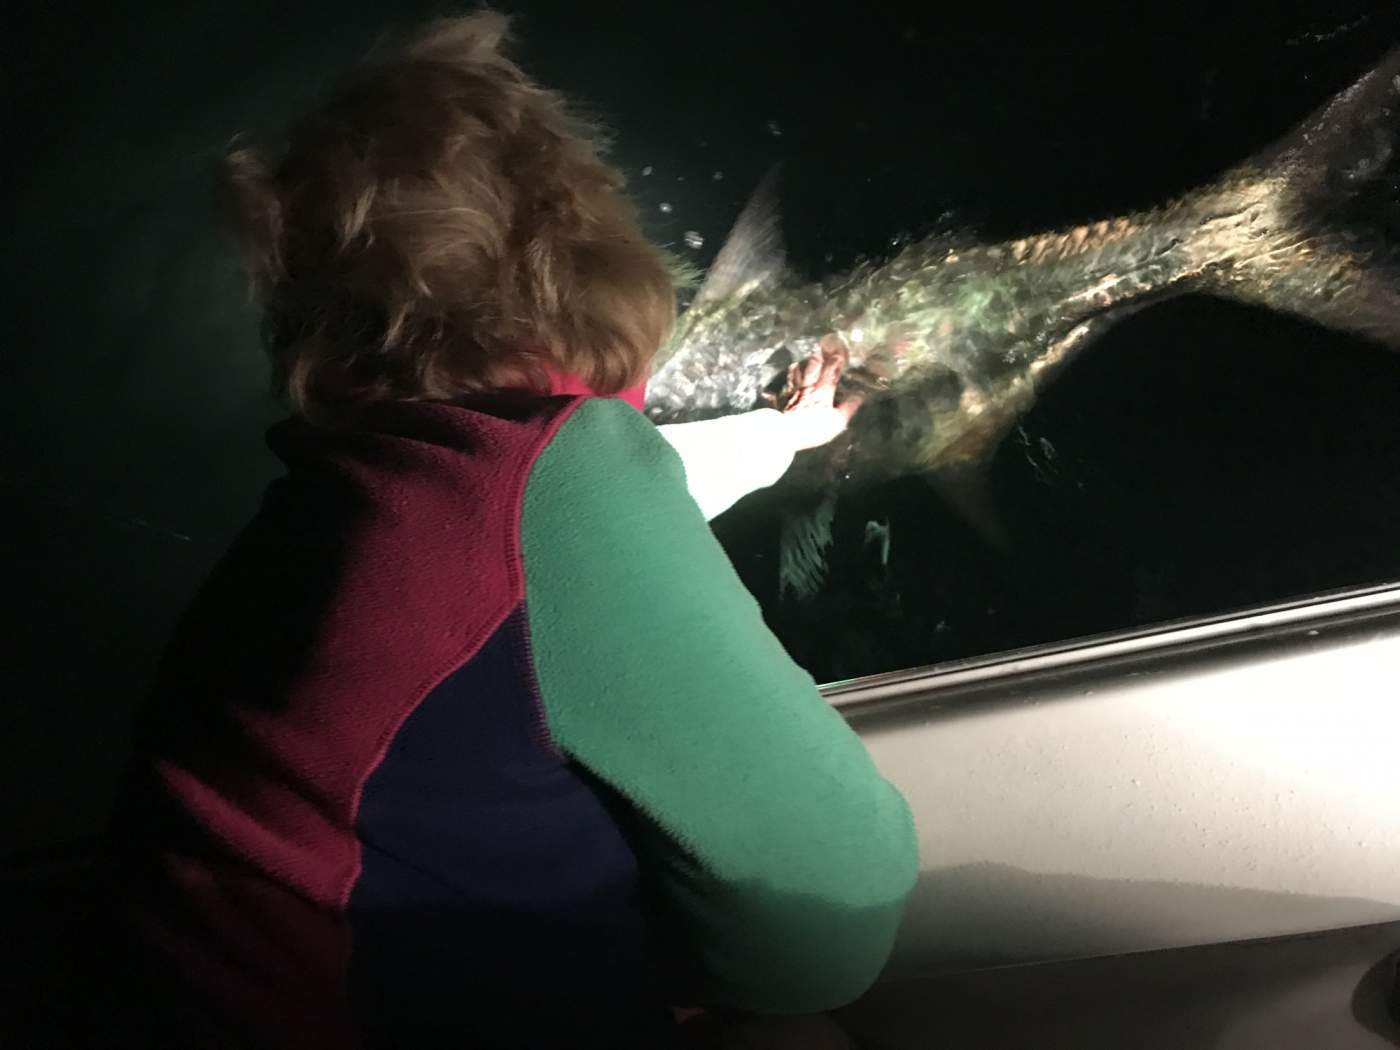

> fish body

[{"left": 645, "top": 49, "right": 1400, "bottom": 595}]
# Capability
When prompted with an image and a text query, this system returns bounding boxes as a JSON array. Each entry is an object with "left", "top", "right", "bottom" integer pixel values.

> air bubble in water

[
  {"left": 659, "top": 202, "right": 673, "bottom": 214},
  {"left": 641, "top": 165, "right": 653, "bottom": 176},
  {"left": 767, "top": 119, "right": 782, "bottom": 137},
  {"left": 683, "top": 230, "right": 704, "bottom": 250},
  {"left": 712, "top": 171, "right": 725, "bottom": 181}
]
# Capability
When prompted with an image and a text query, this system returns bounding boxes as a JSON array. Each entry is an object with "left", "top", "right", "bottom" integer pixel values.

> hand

[{"left": 779, "top": 340, "right": 862, "bottom": 451}]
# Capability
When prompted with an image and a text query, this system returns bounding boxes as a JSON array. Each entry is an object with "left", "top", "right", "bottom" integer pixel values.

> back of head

[{"left": 220, "top": 11, "right": 675, "bottom": 420}]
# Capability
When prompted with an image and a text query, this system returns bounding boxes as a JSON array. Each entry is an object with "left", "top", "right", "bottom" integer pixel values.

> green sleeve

[{"left": 520, "top": 398, "right": 918, "bottom": 1013}]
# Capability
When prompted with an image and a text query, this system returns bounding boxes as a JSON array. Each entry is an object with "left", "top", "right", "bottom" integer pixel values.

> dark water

[{"left": 3, "top": 1, "right": 1400, "bottom": 855}]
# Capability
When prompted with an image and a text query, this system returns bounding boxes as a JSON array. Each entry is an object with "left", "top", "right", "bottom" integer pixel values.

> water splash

[{"left": 1285, "top": 14, "right": 1371, "bottom": 47}]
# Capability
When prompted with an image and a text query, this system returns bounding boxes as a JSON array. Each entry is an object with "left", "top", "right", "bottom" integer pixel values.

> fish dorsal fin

[{"left": 696, "top": 166, "right": 788, "bottom": 304}]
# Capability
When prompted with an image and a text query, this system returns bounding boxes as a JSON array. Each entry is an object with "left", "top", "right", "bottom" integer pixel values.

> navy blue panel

[{"left": 347, "top": 606, "right": 673, "bottom": 1049}]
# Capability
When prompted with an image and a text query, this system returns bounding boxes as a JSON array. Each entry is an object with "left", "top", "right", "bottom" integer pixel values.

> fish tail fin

[
  {"left": 1204, "top": 47, "right": 1400, "bottom": 347},
  {"left": 777, "top": 494, "right": 837, "bottom": 602}
]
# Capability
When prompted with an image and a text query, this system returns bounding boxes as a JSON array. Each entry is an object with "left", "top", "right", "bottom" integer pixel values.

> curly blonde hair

[{"left": 220, "top": 11, "right": 675, "bottom": 419}]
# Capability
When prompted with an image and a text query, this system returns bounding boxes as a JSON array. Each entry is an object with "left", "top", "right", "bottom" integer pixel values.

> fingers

[
  {"left": 789, "top": 367, "right": 809, "bottom": 411},
  {"left": 784, "top": 355, "right": 822, "bottom": 410},
  {"left": 781, "top": 340, "right": 853, "bottom": 415},
  {"left": 818, "top": 339, "right": 848, "bottom": 380}
]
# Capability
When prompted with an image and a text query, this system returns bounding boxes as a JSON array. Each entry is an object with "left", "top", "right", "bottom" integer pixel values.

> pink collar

[{"left": 545, "top": 369, "right": 648, "bottom": 413}]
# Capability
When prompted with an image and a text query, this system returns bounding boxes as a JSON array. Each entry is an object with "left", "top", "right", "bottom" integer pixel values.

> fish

[{"left": 644, "top": 48, "right": 1400, "bottom": 599}]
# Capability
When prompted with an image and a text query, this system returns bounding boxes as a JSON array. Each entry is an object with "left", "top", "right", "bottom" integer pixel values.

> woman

[{"left": 109, "top": 13, "right": 917, "bottom": 1048}]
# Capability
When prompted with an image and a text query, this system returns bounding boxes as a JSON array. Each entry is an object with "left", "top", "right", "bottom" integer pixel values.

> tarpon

[{"left": 644, "top": 49, "right": 1400, "bottom": 598}]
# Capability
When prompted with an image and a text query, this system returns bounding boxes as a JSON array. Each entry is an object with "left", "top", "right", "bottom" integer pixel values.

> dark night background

[{"left": 3, "top": 0, "right": 1399, "bottom": 894}]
